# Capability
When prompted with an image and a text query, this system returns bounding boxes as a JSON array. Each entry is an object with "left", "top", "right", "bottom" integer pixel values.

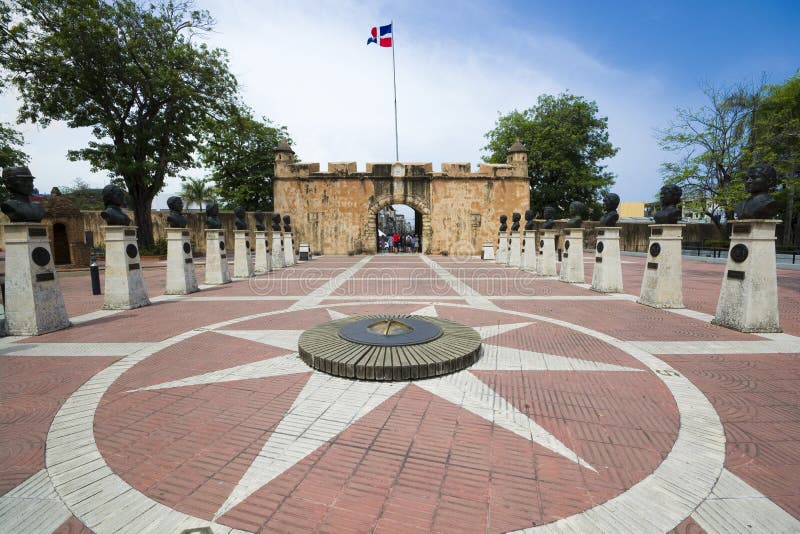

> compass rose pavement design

[{"left": 1, "top": 254, "right": 799, "bottom": 533}]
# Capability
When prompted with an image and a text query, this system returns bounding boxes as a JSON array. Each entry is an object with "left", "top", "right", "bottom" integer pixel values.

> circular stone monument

[{"left": 298, "top": 315, "right": 481, "bottom": 381}]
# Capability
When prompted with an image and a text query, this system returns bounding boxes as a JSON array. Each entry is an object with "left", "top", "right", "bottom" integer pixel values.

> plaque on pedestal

[
  {"left": 590, "top": 227, "right": 623, "bottom": 293},
  {"left": 496, "top": 232, "right": 509, "bottom": 264},
  {"left": 283, "top": 232, "right": 296, "bottom": 267},
  {"left": 481, "top": 242, "right": 495, "bottom": 260},
  {"left": 508, "top": 232, "right": 522, "bottom": 267},
  {"left": 638, "top": 224, "right": 684, "bottom": 308},
  {"left": 233, "top": 230, "right": 254, "bottom": 278},
  {"left": 254, "top": 231, "right": 271, "bottom": 274},
  {"left": 521, "top": 230, "right": 536, "bottom": 271},
  {"left": 3, "top": 223, "right": 70, "bottom": 334},
  {"left": 205, "top": 230, "right": 231, "bottom": 285},
  {"left": 538, "top": 229, "right": 558, "bottom": 276},
  {"left": 165, "top": 228, "right": 198, "bottom": 294},
  {"left": 559, "top": 228, "right": 585, "bottom": 283},
  {"left": 103, "top": 226, "right": 150, "bottom": 309},
  {"left": 712, "top": 220, "right": 781, "bottom": 332},
  {"left": 272, "top": 231, "right": 285, "bottom": 269}
]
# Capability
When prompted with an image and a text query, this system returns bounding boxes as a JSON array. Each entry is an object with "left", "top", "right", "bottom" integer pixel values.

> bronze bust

[
  {"left": 511, "top": 212, "right": 521, "bottom": 231},
  {"left": 205, "top": 202, "right": 222, "bottom": 229},
  {"left": 567, "top": 201, "right": 585, "bottom": 228},
  {"left": 524, "top": 209, "right": 535, "bottom": 230},
  {"left": 100, "top": 184, "right": 131, "bottom": 226},
  {"left": 1, "top": 166, "right": 45, "bottom": 223},
  {"left": 735, "top": 164, "right": 779, "bottom": 219},
  {"left": 653, "top": 185, "right": 682, "bottom": 224},
  {"left": 254, "top": 210, "right": 266, "bottom": 231},
  {"left": 542, "top": 206, "right": 556, "bottom": 229},
  {"left": 234, "top": 206, "right": 247, "bottom": 230},
  {"left": 282, "top": 214, "right": 292, "bottom": 233},
  {"left": 166, "top": 196, "right": 187, "bottom": 228},
  {"left": 499, "top": 214, "right": 508, "bottom": 232},
  {"left": 599, "top": 193, "right": 620, "bottom": 226},
  {"left": 272, "top": 213, "right": 282, "bottom": 231}
]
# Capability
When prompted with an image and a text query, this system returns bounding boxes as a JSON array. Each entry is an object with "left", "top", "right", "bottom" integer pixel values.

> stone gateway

[{"left": 273, "top": 141, "right": 529, "bottom": 255}]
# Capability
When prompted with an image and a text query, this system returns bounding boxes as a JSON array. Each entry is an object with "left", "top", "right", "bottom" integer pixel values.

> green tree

[
  {"left": 199, "top": 104, "right": 291, "bottom": 211},
  {"left": 483, "top": 92, "right": 618, "bottom": 216},
  {"left": 179, "top": 176, "right": 215, "bottom": 211},
  {"left": 0, "top": 123, "right": 29, "bottom": 202},
  {"left": 657, "top": 84, "right": 758, "bottom": 227},
  {"left": 2, "top": 0, "right": 237, "bottom": 246}
]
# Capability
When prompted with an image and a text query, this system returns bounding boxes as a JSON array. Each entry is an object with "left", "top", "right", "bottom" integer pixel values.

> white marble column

[
  {"left": 520, "top": 230, "right": 536, "bottom": 271},
  {"left": 638, "top": 224, "right": 684, "bottom": 308},
  {"left": 165, "top": 228, "right": 198, "bottom": 295},
  {"left": 538, "top": 229, "right": 558, "bottom": 276},
  {"left": 103, "top": 226, "right": 150, "bottom": 309},
  {"left": 508, "top": 231, "right": 522, "bottom": 267},
  {"left": 559, "top": 228, "right": 585, "bottom": 283},
  {"left": 205, "top": 229, "right": 231, "bottom": 285},
  {"left": 272, "top": 230, "right": 285, "bottom": 269},
  {"left": 590, "top": 227, "right": 623, "bottom": 293},
  {"left": 283, "top": 232, "right": 296, "bottom": 267},
  {"left": 496, "top": 232, "right": 509, "bottom": 264},
  {"left": 233, "top": 230, "right": 254, "bottom": 278},
  {"left": 712, "top": 220, "right": 781, "bottom": 332},
  {"left": 254, "top": 231, "right": 271, "bottom": 274},
  {"left": 2, "top": 223, "right": 70, "bottom": 335}
]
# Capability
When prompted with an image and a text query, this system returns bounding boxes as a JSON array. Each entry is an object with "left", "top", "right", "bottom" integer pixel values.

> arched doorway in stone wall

[
  {"left": 364, "top": 196, "right": 431, "bottom": 254},
  {"left": 52, "top": 223, "right": 71, "bottom": 265},
  {"left": 375, "top": 204, "right": 424, "bottom": 254}
]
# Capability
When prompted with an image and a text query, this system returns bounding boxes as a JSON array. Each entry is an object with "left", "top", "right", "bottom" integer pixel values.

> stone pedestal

[
  {"left": 233, "top": 230, "right": 254, "bottom": 278},
  {"left": 496, "top": 232, "right": 509, "bottom": 264},
  {"left": 283, "top": 232, "right": 296, "bottom": 267},
  {"left": 521, "top": 230, "right": 537, "bottom": 271},
  {"left": 538, "top": 229, "right": 558, "bottom": 276},
  {"left": 712, "top": 220, "right": 781, "bottom": 332},
  {"left": 638, "top": 224, "right": 684, "bottom": 308},
  {"left": 299, "top": 243, "right": 310, "bottom": 261},
  {"left": 481, "top": 242, "right": 495, "bottom": 260},
  {"left": 254, "top": 231, "right": 271, "bottom": 274},
  {"left": 590, "top": 227, "right": 623, "bottom": 293},
  {"left": 272, "top": 231, "right": 285, "bottom": 269},
  {"left": 165, "top": 228, "right": 198, "bottom": 295},
  {"left": 508, "top": 232, "right": 522, "bottom": 267},
  {"left": 559, "top": 228, "right": 585, "bottom": 283},
  {"left": 103, "top": 226, "right": 150, "bottom": 309},
  {"left": 2, "top": 223, "right": 70, "bottom": 335},
  {"left": 205, "top": 230, "right": 231, "bottom": 285}
]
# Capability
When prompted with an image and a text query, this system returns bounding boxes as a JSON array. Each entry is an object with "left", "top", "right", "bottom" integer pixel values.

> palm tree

[{"left": 180, "top": 177, "right": 215, "bottom": 211}]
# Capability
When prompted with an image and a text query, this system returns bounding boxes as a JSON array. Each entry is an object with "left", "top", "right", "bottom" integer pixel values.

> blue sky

[{"left": 1, "top": 0, "right": 798, "bottom": 208}]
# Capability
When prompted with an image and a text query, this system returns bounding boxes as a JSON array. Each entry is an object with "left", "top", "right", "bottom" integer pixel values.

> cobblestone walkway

[{"left": 1, "top": 253, "right": 798, "bottom": 533}]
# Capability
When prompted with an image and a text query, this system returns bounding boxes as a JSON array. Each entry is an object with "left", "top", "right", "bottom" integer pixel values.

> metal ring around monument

[
  {"left": 219, "top": 240, "right": 225, "bottom": 250},
  {"left": 31, "top": 246, "right": 51, "bottom": 267},
  {"left": 596, "top": 241, "right": 604, "bottom": 253},
  {"left": 126, "top": 244, "right": 138, "bottom": 259},
  {"left": 649, "top": 242, "right": 661, "bottom": 257},
  {"left": 565, "top": 240, "right": 571, "bottom": 250},
  {"left": 183, "top": 242, "right": 191, "bottom": 254},
  {"left": 730, "top": 243, "right": 749, "bottom": 263}
]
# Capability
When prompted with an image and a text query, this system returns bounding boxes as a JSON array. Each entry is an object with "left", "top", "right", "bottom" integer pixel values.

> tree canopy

[
  {"left": 2, "top": 0, "right": 237, "bottom": 245},
  {"left": 198, "top": 103, "right": 292, "bottom": 211},
  {"left": 179, "top": 176, "right": 216, "bottom": 211},
  {"left": 483, "top": 92, "right": 618, "bottom": 217}
]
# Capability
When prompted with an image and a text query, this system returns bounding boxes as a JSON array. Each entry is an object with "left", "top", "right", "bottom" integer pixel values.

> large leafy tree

[
  {"left": 199, "top": 104, "right": 292, "bottom": 211},
  {"left": 2, "top": 0, "right": 237, "bottom": 245},
  {"left": 483, "top": 92, "right": 618, "bottom": 217}
]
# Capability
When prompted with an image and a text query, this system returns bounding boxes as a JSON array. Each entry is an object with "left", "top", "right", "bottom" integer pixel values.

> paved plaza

[{"left": 1, "top": 252, "right": 799, "bottom": 533}]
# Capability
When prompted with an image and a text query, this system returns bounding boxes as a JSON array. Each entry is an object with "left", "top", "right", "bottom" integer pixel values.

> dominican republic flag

[{"left": 367, "top": 23, "right": 392, "bottom": 47}]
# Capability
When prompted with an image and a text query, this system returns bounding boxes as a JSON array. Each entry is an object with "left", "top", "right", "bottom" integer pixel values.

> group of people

[{"left": 379, "top": 233, "right": 420, "bottom": 253}]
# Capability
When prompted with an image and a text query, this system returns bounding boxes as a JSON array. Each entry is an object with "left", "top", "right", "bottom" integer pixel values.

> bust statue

[
  {"left": 254, "top": 210, "right": 266, "bottom": 231},
  {"left": 282, "top": 214, "right": 292, "bottom": 233},
  {"left": 100, "top": 184, "right": 131, "bottom": 226},
  {"left": 271, "top": 213, "right": 282, "bottom": 231},
  {"left": 234, "top": 206, "right": 247, "bottom": 230},
  {"left": 653, "top": 185, "right": 682, "bottom": 224},
  {"left": 735, "top": 164, "right": 779, "bottom": 219},
  {"left": 499, "top": 214, "right": 508, "bottom": 232},
  {"left": 511, "top": 212, "right": 521, "bottom": 231},
  {"left": 524, "top": 209, "right": 535, "bottom": 230},
  {"left": 1, "top": 166, "right": 45, "bottom": 223},
  {"left": 542, "top": 206, "right": 556, "bottom": 229},
  {"left": 166, "top": 196, "right": 187, "bottom": 228},
  {"left": 567, "top": 201, "right": 585, "bottom": 228},
  {"left": 598, "top": 193, "right": 620, "bottom": 226},
  {"left": 205, "top": 202, "right": 221, "bottom": 229}
]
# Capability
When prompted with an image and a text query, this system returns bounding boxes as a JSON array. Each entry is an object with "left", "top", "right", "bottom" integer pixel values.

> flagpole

[{"left": 391, "top": 20, "right": 399, "bottom": 161}]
